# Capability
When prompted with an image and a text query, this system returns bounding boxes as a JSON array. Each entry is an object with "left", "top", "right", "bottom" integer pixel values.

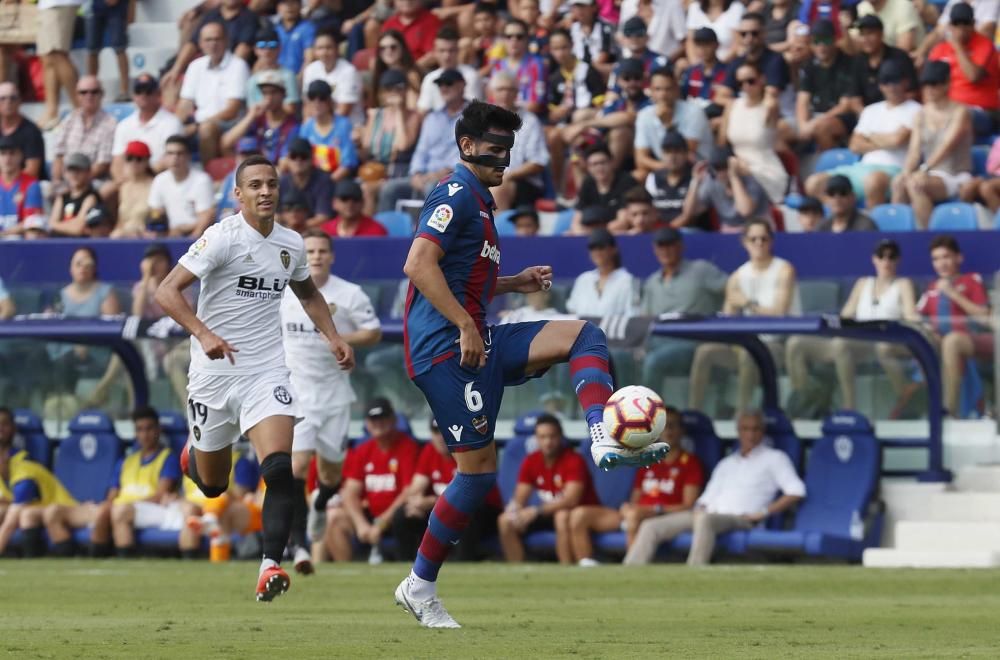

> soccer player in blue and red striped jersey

[{"left": 393, "top": 100, "right": 668, "bottom": 628}]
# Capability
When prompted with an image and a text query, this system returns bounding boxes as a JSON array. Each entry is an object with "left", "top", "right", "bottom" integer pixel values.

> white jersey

[
  {"left": 179, "top": 213, "right": 309, "bottom": 376},
  {"left": 281, "top": 275, "right": 380, "bottom": 411}
]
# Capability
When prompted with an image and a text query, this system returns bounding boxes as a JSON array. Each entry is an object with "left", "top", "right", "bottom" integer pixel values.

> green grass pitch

[{"left": 4, "top": 560, "right": 1000, "bottom": 658}]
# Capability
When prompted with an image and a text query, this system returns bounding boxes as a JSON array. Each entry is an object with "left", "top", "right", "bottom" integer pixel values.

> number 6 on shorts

[{"left": 464, "top": 382, "right": 483, "bottom": 412}]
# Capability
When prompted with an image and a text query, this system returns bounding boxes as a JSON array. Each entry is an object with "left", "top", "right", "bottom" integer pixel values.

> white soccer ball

[{"left": 602, "top": 385, "right": 667, "bottom": 449}]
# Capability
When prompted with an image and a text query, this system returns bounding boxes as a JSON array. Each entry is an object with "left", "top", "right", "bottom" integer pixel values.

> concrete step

[
  {"left": 895, "top": 521, "right": 1000, "bottom": 552},
  {"left": 128, "top": 22, "right": 180, "bottom": 48},
  {"left": 921, "top": 493, "right": 1000, "bottom": 522},
  {"left": 136, "top": 0, "right": 201, "bottom": 24},
  {"left": 954, "top": 464, "right": 1000, "bottom": 492},
  {"left": 863, "top": 548, "right": 1000, "bottom": 568}
]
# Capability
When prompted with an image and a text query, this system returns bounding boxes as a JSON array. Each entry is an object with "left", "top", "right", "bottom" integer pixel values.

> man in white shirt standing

[
  {"left": 176, "top": 21, "right": 250, "bottom": 162},
  {"left": 147, "top": 135, "right": 216, "bottom": 237},
  {"left": 155, "top": 155, "right": 354, "bottom": 601},
  {"left": 280, "top": 230, "right": 382, "bottom": 570},
  {"left": 624, "top": 409, "right": 805, "bottom": 565},
  {"left": 416, "top": 27, "right": 481, "bottom": 115}
]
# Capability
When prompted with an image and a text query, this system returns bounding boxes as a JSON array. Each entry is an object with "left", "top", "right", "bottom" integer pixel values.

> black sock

[
  {"left": 116, "top": 545, "right": 136, "bottom": 559},
  {"left": 89, "top": 542, "right": 112, "bottom": 558},
  {"left": 260, "top": 452, "right": 295, "bottom": 563},
  {"left": 313, "top": 482, "right": 339, "bottom": 512},
  {"left": 187, "top": 445, "right": 229, "bottom": 498},
  {"left": 21, "top": 528, "right": 46, "bottom": 557},
  {"left": 289, "top": 477, "right": 308, "bottom": 550},
  {"left": 51, "top": 540, "right": 76, "bottom": 558}
]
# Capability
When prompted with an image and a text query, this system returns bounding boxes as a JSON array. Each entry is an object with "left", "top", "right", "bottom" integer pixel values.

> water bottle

[
  {"left": 849, "top": 510, "right": 864, "bottom": 540},
  {"left": 210, "top": 533, "right": 232, "bottom": 562}
]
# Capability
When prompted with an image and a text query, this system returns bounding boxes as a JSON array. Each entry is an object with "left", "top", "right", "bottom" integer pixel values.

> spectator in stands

[
  {"left": 619, "top": 0, "right": 688, "bottom": 63},
  {"left": 509, "top": 206, "right": 541, "bottom": 236},
  {"left": 644, "top": 131, "right": 711, "bottom": 230},
  {"left": 491, "top": 19, "right": 548, "bottom": 116},
  {"left": 279, "top": 191, "right": 311, "bottom": 233},
  {"left": 461, "top": 2, "right": 501, "bottom": 74},
  {"left": 566, "top": 229, "right": 640, "bottom": 317},
  {"left": 960, "top": 136, "right": 1000, "bottom": 211},
  {"left": 52, "top": 247, "right": 121, "bottom": 317},
  {"left": 817, "top": 175, "right": 878, "bottom": 232},
  {"left": 795, "top": 20, "right": 860, "bottom": 151},
  {"left": 795, "top": 195, "right": 825, "bottom": 231},
  {"left": 320, "top": 398, "right": 420, "bottom": 562},
  {"left": 107, "top": 407, "right": 181, "bottom": 557},
  {"left": 634, "top": 68, "right": 712, "bottom": 179},
  {"left": 302, "top": 30, "right": 362, "bottom": 120},
  {"left": 109, "top": 75, "right": 184, "bottom": 184},
  {"left": 918, "top": 235, "right": 992, "bottom": 418},
  {"left": 373, "top": 30, "right": 423, "bottom": 111},
  {"left": 247, "top": 31, "right": 302, "bottom": 117},
  {"left": 321, "top": 180, "right": 389, "bottom": 237},
  {"left": 719, "top": 12, "right": 791, "bottom": 110},
  {"left": 569, "top": 145, "right": 639, "bottom": 235},
  {"left": 686, "top": 146, "right": 773, "bottom": 233},
  {"left": 498, "top": 414, "right": 598, "bottom": 564},
  {"left": 85, "top": 0, "right": 129, "bottom": 103},
  {"left": 570, "top": 407, "right": 703, "bottom": 565},
  {"left": 52, "top": 77, "right": 117, "bottom": 185},
  {"left": 0, "top": 443, "right": 78, "bottom": 557},
  {"left": 517, "top": 0, "right": 551, "bottom": 56},
  {"left": 686, "top": 0, "right": 747, "bottom": 63},
  {"left": 280, "top": 137, "right": 336, "bottom": 228},
  {"left": 0, "top": 83, "right": 45, "bottom": 179},
  {"left": 689, "top": 219, "right": 801, "bottom": 412},
  {"left": 892, "top": 62, "right": 973, "bottom": 230},
  {"left": 418, "top": 27, "right": 482, "bottom": 114},
  {"left": 762, "top": 0, "right": 801, "bottom": 52},
  {"left": 222, "top": 71, "right": 301, "bottom": 166},
  {"left": 275, "top": 0, "right": 316, "bottom": 75},
  {"left": 917, "top": 0, "right": 999, "bottom": 65},
  {"left": 625, "top": 409, "right": 805, "bottom": 565},
  {"left": 851, "top": 15, "right": 919, "bottom": 108},
  {"left": 805, "top": 60, "right": 920, "bottom": 206},
  {"left": 0, "top": 277, "right": 13, "bottom": 319},
  {"left": 786, "top": 238, "right": 918, "bottom": 411},
  {"left": 176, "top": 22, "right": 251, "bottom": 164},
  {"left": 381, "top": 0, "right": 442, "bottom": 68},
  {"left": 615, "top": 17, "right": 670, "bottom": 88},
  {"left": 299, "top": 80, "right": 359, "bottom": 182},
  {"left": 608, "top": 187, "right": 665, "bottom": 234},
  {"left": 569, "top": 0, "right": 617, "bottom": 78},
  {"left": 488, "top": 73, "right": 550, "bottom": 211},
  {"left": 927, "top": 2, "right": 1000, "bottom": 130},
  {"left": 48, "top": 154, "right": 109, "bottom": 237},
  {"left": 640, "top": 227, "right": 728, "bottom": 388},
  {"left": 0, "top": 138, "right": 43, "bottom": 238},
  {"left": 147, "top": 136, "right": 215, "bottom": 238},
  {"left": 109, "top": 142, "right": 155, "bottom": 239},
  {"left": 392, "top": 420, "right": 501, "bottom": 561},
  {"left": 856, "top": 0, "right": 925, "bottom": 52},
  {"left": 36, "top": 0, "right": 82, "bottom": 131},
  {"left": 680, "top": 28, "right": 728, "bottom": 112}
]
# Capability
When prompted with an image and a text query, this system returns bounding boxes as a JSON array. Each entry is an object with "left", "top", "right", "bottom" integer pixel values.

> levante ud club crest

[{"left": 472, "top": 415, "right": 489, "bottom": 435}]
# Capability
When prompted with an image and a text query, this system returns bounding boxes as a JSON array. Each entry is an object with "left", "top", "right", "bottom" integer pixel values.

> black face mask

[{"left": 460, "top": 131, "right": 515, "bottom": 169}]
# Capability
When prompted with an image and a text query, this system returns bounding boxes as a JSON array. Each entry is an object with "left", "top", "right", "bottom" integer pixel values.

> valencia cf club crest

[
  {"left": 280, "top": 249, "right": 291, "bottom": 269},
  {"left": 193, "top": 425, "right": 201, "bottom": 441},
  {"left": 273, "top": 386, "right": 292, "bottom": 404},
  {"left": 472, "top": 415, "right": 489, "bottom": 435}
]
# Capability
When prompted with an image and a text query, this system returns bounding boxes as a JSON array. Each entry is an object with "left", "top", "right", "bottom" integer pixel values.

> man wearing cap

[
  {"left": 299, "top": 79, "right": 358, "bottom": 182},
  {"left": 569, "top": 0, "right": 617, "bottom": 77},
  {"left": 247, "top": 31, "right": 302, "bottom": 117},
  {"left": 274, "top": 0, "right": 316, "bottom": 75},
  {"left": 0, "top": 138, "right": 44, "bottom": 238},
  {"left": 222, "top": 70, "right": 301, "bottom": 166},
  {"left": 928, "top": 2, "right": 1000, "bottom": 119},
  {"left": 303, "top": 29, "right": 363, "bottom": 121},
  {"left": 48, "top": 153, "right": 108, "bottom": 237},
  {"left": 619, "top": 0, "right": 688, "bottom": 63},
  {"left": 176, "top": 22, "right": 251, "bottom": 163},
  {"left": 644, "top": 130, "right": 710, "bottom": 230},
  {"left": 148, "top": 135, "right": 215, "bottom": 238},
  {"left": 851, "top": 15, "right": 919, "bottom": 107},
  {"left": 322, "top": 181, "right": 390, "bottom": 237},
  {"left": 418, "top": 27, "right": 481, "bottom": 114},
  {"left": 52, "top": 76, "right": 118, "bottom": 185},
  {"left": 0, "top": 83, "right": 45, "bottom": 180},
  {"left": 795, "top": 196, "right": 825, "bottom": 231},
  {"left": 109, "top": 75, "right": 184, "bottom": 183},
  {"left": 687, "top": 145, "right": 772, "bottom": 232},
  {"left": 817, "top": 175, "right": 878, "bottom": 232},
  {"left": 320, "top": 398, "right": 421, "bottom": 563},
  {"left": 796, "top": 19, "right": 862, "bottom": 150},
  {"left": 488, "top": 73, "right": 550, "bottom": 211},
  {"left": 634, "top": 68, "right": 713, "bottom": 177},
  {"left": 917, "top": 0, "right": 998, "bottom": 65},
  {"left": 855, "top": 0, "right": 924, "bottom": 52},
  {"left": 611, "top": 16, "right": 670, "bottom": 91},
  {"left": 680, "top": 28, "right": 728, "bottom": 108},
  {"left": 805, "top": 59, "right": 921, "bottom": 207},
  {"left": 279, "top": 137, "right": 336, "bottom": 227}
]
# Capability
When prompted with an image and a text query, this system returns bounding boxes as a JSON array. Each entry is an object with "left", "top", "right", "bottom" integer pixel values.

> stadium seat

[
  {"left": 497, "top": 411, "right": 544, "bottom": 504},
  {"left": 13, "top": 409, "right": 52, "bottom": 467},
  {"left": 928, "top": 202, "right": 978, "bottom": 231},
  {"left": 746, "top": 410, "right": 882, "bottom": 560},
  {"left": 495, "top": 209, "right": 518, "bottom": 236},
  {"left": 870, "top": 204, "right": 917, "bottom": 232},
  {"left": 814, "top": 148, "right": 859, "bottom": 173},
  {"left": 552, "top": 208, "right": 574, "bottom": 235},
  {"left": 55, "top": 410, "right": 122, "bottom": 503},
  {"left": 763, "top": 408, "right": 803, "bottom": 473},
  {"left": 375, "top": 210, "right": 414, "bottom": 237},
  {"left": 158, "top": 410, "right": 189, "bottom": 457},
  {"left": 799, "top": 281, "right": 841, "bottom": 314},
  {"left": 103, "top": 103, "right": 135, "bottom": 123},
  {"left": 205, "top": 156, "right": 236, "bottom": 183},
  {"left": 577, "top": 439, "right": 636, "bottom": 507},
  {"left": 972, "top": 145, "right": 991, "bottom": 177},
  {"left": 680, "top": 410, "right": 723, "bottom": 474}
]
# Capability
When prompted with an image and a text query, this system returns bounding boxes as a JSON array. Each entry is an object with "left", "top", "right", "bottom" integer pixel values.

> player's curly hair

[{"left": 455, "top": 100, "right": 523, "bottom": 149}]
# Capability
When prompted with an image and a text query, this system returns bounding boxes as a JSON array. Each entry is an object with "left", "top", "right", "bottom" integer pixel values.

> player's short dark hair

[
  {"left": 930, "top": 234, "right": 961, "bottom": 254},
  {"left": 165, "top": 134, "right": 190, "bottom": 152},
  {"left": 535, "top": 413, "right": 563, "bottom": 437},
  {"left": 741, "top": 11, "right": 765, "bottom": 25},
  {"left": 436, "top": 25, "right": 460, "bottom": 41},
  {"left": 303, "top": 228, "right": 333, "bottom": 249},
  {"left": 455, "top": 100, "right": 522, "bottom": 150},
  {"left": 236, "top": 154, "right": 278, "bottom": 187},
  {"left": 624, "top": 186, "right": 653, "bottom": 206},
  {"left": 132, "top": 405, "right": 159, "bottom": 426},
  {"left": 584, "top": 143, "right": 612, "bottom": 161}
]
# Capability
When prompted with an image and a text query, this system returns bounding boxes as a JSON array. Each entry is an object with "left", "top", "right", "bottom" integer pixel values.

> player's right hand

[
  {"left": 198, "top": 331, "right": 239, "bottom": 364},
  {"left": 459, "top": 326, "right": 486, "bottom": 369}
]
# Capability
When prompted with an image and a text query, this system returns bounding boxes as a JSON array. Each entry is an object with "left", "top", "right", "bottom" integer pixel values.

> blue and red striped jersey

[{"left": 404, "top": 164, "right": 501, "bottom": 378}]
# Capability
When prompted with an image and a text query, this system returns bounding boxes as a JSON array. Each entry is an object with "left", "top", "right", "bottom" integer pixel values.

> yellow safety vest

[
  {"left": 114, "top": 447, "right": 172, "bottom": 505},
  {"left": 1, "top": 456, "right": 76, "bottom": 506}
]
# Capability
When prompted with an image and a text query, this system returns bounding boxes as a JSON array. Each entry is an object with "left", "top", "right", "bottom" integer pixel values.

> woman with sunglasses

[
  {"left": 372, "top": 30, "right": 422, "bottom": 111},
  {"left": 785, "top": 239, "right": 918, "bottom": 414},
  {"left": 110, "top": 141, "right": 156, "bottom": 238}
]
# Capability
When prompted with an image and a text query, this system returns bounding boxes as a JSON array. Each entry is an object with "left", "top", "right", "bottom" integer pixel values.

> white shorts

[
  {"left": 133, "top": 501, "right": 185, "bottom": 531},
  {"left": 186, "top": 369, "right": 299, "bottom": 453},
  {"left": 929, "top": 169, "right": 973, "bottom": 198},
  {"left": 293, "top": 405, "right": 350, "bottom": 462}
]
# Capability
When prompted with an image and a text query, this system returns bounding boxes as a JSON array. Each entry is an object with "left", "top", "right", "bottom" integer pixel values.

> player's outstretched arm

[
  {"left": 155, "top": 265, "right": 238, "bottom": 364},
  {"left": 289, "top": 277, "right": 356, "bottom": 371},
  {"left": 495, "top": 266, "right": 554, "bottom": 296}
]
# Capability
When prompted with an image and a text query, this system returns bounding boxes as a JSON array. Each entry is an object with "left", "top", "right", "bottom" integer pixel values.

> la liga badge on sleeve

[{"left": 427, "top": 204, "right": 454, "bottom": 232}]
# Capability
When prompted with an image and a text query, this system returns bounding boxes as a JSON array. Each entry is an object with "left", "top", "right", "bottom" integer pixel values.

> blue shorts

[
  {"left": 412, "top": 321, "right": 548, "bottom": 452},
  {"left": 86, "top": 1, "right": 128, "bottom": 53}
]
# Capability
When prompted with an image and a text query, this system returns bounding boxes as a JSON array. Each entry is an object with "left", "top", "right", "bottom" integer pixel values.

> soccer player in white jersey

[
  {"left": 280, "top": 229, "right": 382, "bottom": 571},
  {"left": 155, "top": 155, "right": 354, "bottom": 602}
]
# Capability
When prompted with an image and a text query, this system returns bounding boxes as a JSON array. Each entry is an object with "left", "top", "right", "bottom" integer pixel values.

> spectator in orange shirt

[
  {"left": 928, "top": 3, "right": 1000, "bottom": 122},
  {"left": 381, "top": 0, "right": 442, "bottom": 68}
]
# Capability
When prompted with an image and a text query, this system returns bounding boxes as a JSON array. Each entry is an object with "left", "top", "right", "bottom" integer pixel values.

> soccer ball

[{"left": 602, "top": 386, "right": 667, "bottom": 449}]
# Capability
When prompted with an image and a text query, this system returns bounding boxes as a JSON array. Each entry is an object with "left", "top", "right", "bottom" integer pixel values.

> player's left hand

[
  {"left": 329, "top": 336, "right": 355, "bottom": 370},
  {"left": 512, "top": 266, "right": 553, "bottom": 293}
]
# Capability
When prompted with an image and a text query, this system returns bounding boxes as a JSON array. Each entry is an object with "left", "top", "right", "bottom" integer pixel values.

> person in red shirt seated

[
  {"left": 917, "top": 235, "right": 992, "bottom": 417},
  {"left": 381, "top": 0, "right": 441, "bottom": 68},
  {"left": 928, "top": 3, "right": 1000, "bottom": 117},
  {"left": 498, "top": 414, "right": 599, "bottom": 564},
  {"left": 320, "top": 397, "right": 420, "bottom": 562},
  {"left": 567, "top": 406, "right": 704, "bottom": 566},
  {"left": 391, "top": 419, "right": 503, "bottom": 561},
  {"left": 321, "top": 180, "right": 389, "bottom": 237}
]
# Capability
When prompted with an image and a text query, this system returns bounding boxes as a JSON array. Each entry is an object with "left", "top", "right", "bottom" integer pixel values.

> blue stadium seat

[
  {"left": 577, "top": 439, "right": 636, "bottom": 507},
  {"left": 158, "top": 410, "right": 188, "bottom": 457},
  {"left": 929, "top": 202, "right": 978, "bottom": 231},
  {"left": 994, "top": 208, "right": 1000, "bottom": 230},
  {"left": 495, "top": 209, "right": 518, "bottom": 236},
  {"left": 552, "top": 208, "right": 573, "bottom": 235},
  {"left": 814, "top": 148, "right": 859, "bottom": 173},
  {"left": 870, "top": 204, "right": 917, "bottom": 232},
  {"left": 374, "top": 211, "right": 414, "bottom": 237},
  {"left": 746, "top": 410, "right": 882, "bottom": 560},
  {"left": 680, "top": 410, "right": 723, "bottom": 474},
  {"left": 103, "top": 103, "right": 135, "bottom": 123},
  {"left": 799, "top": 281, "right": 841, "bottom": 314},
  {"left": 55, "top": 410, "right": 121, "bottom": 503},
  {"left": 972, "top": 145, "right": 991, "bottom": 177},
  {"left": 14, "top": 409, "right": 52, "bottom": 467},
  {"left": 763, "top": 408, "right": 802, "bottom": 473},
  {"left": 497, "top": 411, "right": 544, "bottom": 504}
]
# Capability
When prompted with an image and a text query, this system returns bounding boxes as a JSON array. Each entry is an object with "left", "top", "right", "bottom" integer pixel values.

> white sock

[
  {"left": 407, "top": 570, "right": 436, "bottom": 600},
  {"left": 259, "top": 557, "right": 279, "bottom": 577}
]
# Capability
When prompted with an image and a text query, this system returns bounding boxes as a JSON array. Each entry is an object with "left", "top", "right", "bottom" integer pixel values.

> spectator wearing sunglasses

[
  {"left": 279, "top": 137, "right": 335, "bottom": 228},
  {"left": 247, "top": 34, "right": 301, "bottom": 117},
  {"left": 274, "top": 0, "right": 316, "bottom": 75},
  {"left": 718, "top": 13, "right": 790, "bottom": 110},
  {"left": 51, "top": 76, "right": 118, "bottom": 187},
  {"left": 927, "top": 2, "right": 1000, "bottom": 127},
  {"left": 303, "top": 30, "right": 363, "bottom": 122},
  {"left": 854, "top": 0, "right": 924, "bottom": 53},
  {"left": 491, "top": 18, "right": 548, "bottom": 116},
  {"left": 110, "top": 74, "right": 183, "bottom": 181},
  {"left": 817, "top": 175, "right": 877, "bottom": 232}
]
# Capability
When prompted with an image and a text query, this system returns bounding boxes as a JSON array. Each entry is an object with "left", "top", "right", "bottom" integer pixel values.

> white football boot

[
  {"left": 589, "top": 422, "right": 670, "bottom": 470},
  {"left": 394, "top": 578, "right": 461, "bottom": 629}
]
